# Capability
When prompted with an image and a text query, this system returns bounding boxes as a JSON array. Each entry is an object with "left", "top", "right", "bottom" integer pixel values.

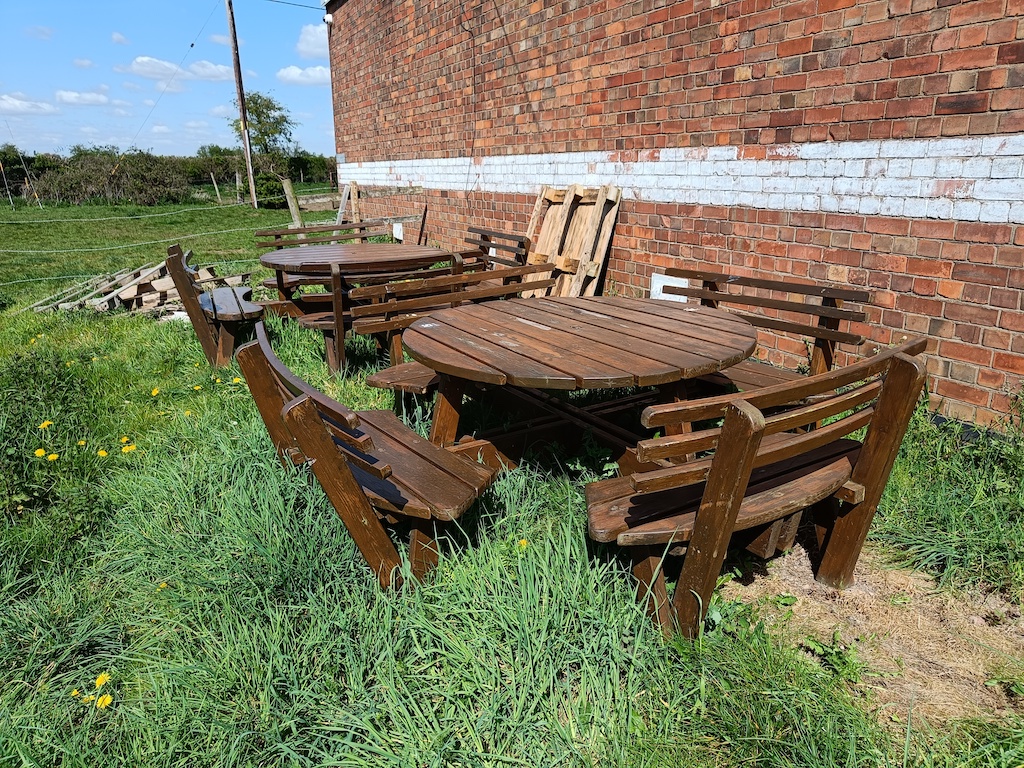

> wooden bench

[
  {"left": 586, "top": 338, "right": 927, "bottom": 638},
  {"left": 658, "top": 267, "right": 871, "bottom": 391},
  {"left": 236, "top": 322, "right": 497, "bottom": 588},
  {"left": 461, "top": 226, "right": 531, "bottom": 268},
  {"left": 166, "top": 244, "right": 264, "bottom": 367},
  {"left": 302, "top": 255, "right": 557, "bottom": 373}
]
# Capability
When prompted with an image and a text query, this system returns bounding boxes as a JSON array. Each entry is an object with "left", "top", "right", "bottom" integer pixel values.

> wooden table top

[
  {"left": 259, "top": 243, "right": 446, "bottom": 274},
  {"left": 402, "top": 296, "right": 758, "bottom": 390}
]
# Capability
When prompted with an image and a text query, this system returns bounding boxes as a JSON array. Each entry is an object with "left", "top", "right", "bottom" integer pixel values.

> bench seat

[
  {"left": 198, "top": 287, "right": 264, "bottom": 322},
  {"left": 366, "top": 361, "right": 440, "bottom": 395}
]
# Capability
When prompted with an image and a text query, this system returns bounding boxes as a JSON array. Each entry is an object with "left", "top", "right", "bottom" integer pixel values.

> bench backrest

[
  {"left": 660, "top": 267, "right": 871, "bottom": 375},
  {"left": 237, "top": 322, "right": 364, "bottom": 462},
  {"left": 166, "top": 244, "right": 221, "bottom": 365},
  {"left": 254, "top": 218, "right": 395, "bottom": 250},
  {"left": 463, "top": 226, "right": 531, "bottom": 268},
  {"left": 347, "top": 260, "right": 558, "bottom": 336}
]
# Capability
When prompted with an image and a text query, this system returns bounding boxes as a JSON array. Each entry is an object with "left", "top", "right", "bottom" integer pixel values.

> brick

[
  {"left": 935, "top": 93, "right": 991, "bottom": 114},
  {"left": 993, "top": 352, "right": 1024, "bottom": 375}
]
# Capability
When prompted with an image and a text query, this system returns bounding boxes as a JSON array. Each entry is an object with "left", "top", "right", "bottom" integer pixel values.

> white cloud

[
  {"left": 188, "top": 61, "right": 232, "bottom": 81},
  {"left": 210, "top": 34, "right": 233, "bottom": 46},
  {"left": 209, "top": 104, "right": 234, "bottom": 118},
  {"left": 152, "top": 125, "right": 171, "bottom": 134},
  {"left": 80, "top": 126, "right": 99, "bottom": 135},
  {"left": 296, "top": 24, "right": 328, "bottom": 59},
  {"left": 73, "top": 58, "right": 94, "bottom": 69},
  {"left": 276, "top": 65, "right": 331, "bottom": 86},
  {"left": 0, "top": 93, "right": 58, "bottom": 115},
  {"left": 26, "top": 26, "right": 53, "bottom": 41},
  {"left": 143, "top": 99, "right": 156, "bottom": 107},
  {"left": 184, "top": 120, "right": 208, "bottom": 130},
  {"left": 118, "top": 56, "right": 232, "bottom": 91},
  {"left": 112, "top": 32, "right": 129, "bottom": 45},
  {"left": 56, "top": 90, "right": 111, "bottom": 106}
]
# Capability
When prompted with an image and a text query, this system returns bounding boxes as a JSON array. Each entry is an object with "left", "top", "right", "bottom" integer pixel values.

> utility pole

[{"left": 225, "top": 0, "right": 258, "bottom": 208}]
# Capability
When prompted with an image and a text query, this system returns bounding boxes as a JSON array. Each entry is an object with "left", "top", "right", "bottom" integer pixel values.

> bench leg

[
  {"left": 429, "top": 374, "right": 468, "bottom": 447},
  {"left": 408, "top": 519, "right": 441, "bottom": 581},
  {"left": 632, "top": 546, "right": 674, "bottom": 637},
  {"left": 322, "top": 329, "right": 345, "bottom": 373},
  {"left": 215, "top": 321, "right": 240, "bottom": 367}
]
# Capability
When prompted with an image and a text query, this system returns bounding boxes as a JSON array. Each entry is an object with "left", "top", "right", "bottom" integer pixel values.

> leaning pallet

[{"left": 521, "top": 184, "right": 622, "bottom": 298}]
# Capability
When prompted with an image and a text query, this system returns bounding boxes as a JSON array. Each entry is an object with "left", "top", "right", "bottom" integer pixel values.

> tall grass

[{"left": 1, "top": 204, "right": 1022, "bottom": 766}]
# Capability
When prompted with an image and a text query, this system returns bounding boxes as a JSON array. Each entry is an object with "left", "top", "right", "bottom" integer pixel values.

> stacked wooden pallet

[{"left": 28, "top": 261, "right": 247, "bottom": 314}]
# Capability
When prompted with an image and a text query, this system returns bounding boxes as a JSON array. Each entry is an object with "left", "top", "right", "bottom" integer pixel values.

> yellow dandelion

[
  {"left": 65, "top": 361, "right": 73, "bottom": 367},
  {"left": 215, "top": 378, "right": 222, "bottom": 384},
  {"left": 38, "top": 420, "right": 53, "bottom": 430},
  {"left": 120, "top": 436, "right": 129, "bottom": 443},
  {"left": 194, "top": 362, "right": 200, "bottom": 368},
  {"left": 518, "top": 539, "right": 528, "bottom": 548},
  {"left": 151, "top": 387, "right": 160, "bottom": 397},
  {"left": 71, "top": 688, "right": 81, "bottom": 698},
  {"left": 184, "top": 410, "right": 192, "bottom": 417},
  {"left": 92, "top": 357, "right": 98, "bottom": 361},
  {"left": 157, "top": 582, "right": 168, "bottom": 590},
  {"left": 47, "top": 453, "right": 59, "bottom": 461},
  {"left": 232, "top": 377, "right": 241, "bottom": 384},
  {"left": 96, "top": 693, "right": 113, "bottom": 709},
  {"left": 29, "top": 338, "right": 36, "bottom": 344},
  {"left": 34, "top": 448, "right": 46, "bottom": 457},
  {"left": 121, "top": 444, "right": 137, "bottom": 454},
  {"left": 81, "top": 694, "right": 95, "bottom": 704},
  {"left": 193, "top": 385, "right": 202, "bottom": 391},
  {"left": 77, "top": 440, "right": 86, "bottom": 446},
  {"left": 95, "top": 672, "right": 111, "bottom": 689},
  {"left": 97, "top": 449, "right": 108, "bottom": 457}
]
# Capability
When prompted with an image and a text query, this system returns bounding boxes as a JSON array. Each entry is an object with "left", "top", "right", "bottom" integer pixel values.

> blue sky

[{"left": 1, "top": 0, "right": 335, "bottom": 157}]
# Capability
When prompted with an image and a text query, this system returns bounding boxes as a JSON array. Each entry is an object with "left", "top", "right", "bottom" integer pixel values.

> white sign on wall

[{"left": 650, "top": 273, "right": 689, "bottom": 303}]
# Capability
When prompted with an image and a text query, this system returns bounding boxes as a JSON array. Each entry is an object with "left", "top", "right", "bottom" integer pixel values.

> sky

[{"left": 0, "top": 0, "right": 335, "bottom": 158}]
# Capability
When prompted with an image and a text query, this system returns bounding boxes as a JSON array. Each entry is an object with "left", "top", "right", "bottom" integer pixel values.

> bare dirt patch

[{"left": 722, "top": 544, "right": 1024, "bottom": 726}]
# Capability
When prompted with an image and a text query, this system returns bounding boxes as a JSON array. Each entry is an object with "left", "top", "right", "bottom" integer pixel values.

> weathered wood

[
  {"left": 584, "top": 345, "right": 927, "bottom": 637},
  {"left": 238, "top": 322, "right": 497, "bottom": 586},
  {"left": 166, "top": 245, "right": 262, "bottom": 367},
  {"left": 521, "top": 183, "right": 622, "bottom": 298},
  {"left": 660, "top": 267, "right": 874, "bottom": 391}
]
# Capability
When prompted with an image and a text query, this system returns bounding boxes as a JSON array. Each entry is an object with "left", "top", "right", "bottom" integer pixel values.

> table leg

[
  {"left": 659, "top": 379, "right": 692, "bottom": 437},
  {"left": 275, "top": 271, "right": 290, "bottom": 302},
  {"left": 429, "top": 374, "right": 468, "bottom": 447}
]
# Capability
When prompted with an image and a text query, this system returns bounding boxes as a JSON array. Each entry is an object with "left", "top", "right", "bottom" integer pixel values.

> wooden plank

[{"left": 401, "top": 327, "right": 507, "bottom": 384}]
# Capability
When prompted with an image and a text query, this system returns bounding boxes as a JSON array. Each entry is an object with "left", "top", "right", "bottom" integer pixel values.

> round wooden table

[
  {"left": 402, "top": 296, "right": 757, "bottom": 445},
  {"left": 259, "top": 243, "right": 446, "bottom": 275}
]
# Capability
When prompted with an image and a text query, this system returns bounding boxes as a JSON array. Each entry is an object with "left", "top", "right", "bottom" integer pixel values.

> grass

[{"left": 1, "top": 203, "right": 1023, "bottom": 765}]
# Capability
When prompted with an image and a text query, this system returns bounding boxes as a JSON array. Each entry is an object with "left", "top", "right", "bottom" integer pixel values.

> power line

[{"left": 261, "top": 0, "right": 323, "bottom": 9}]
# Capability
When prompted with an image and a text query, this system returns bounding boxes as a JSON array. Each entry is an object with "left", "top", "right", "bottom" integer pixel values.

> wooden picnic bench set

[{"left": 167, "top": 223, "right": 928, "bottom": 639}]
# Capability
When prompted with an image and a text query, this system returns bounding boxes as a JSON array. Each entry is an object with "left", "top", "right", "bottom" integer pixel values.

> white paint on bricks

[{"left": 336, "top": 134, "right": 1024, "bottom": 224}]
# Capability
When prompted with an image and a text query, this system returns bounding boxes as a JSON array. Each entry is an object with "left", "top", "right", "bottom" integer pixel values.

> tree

[{"left": 230, "top": 91, "right": 296, "bottom": 157}]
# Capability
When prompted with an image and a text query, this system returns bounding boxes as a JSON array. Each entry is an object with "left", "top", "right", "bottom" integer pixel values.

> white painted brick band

[{"left": 336, "top": 134, "right": 1024, "bottom": 224}]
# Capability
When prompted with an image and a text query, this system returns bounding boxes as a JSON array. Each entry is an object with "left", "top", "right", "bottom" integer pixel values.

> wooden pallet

[
  {"left": 30, "top": 261, "right": 246, "bottom": 313},
  {"left": 521, "top": 184, "right": 621, "bottom": 298}
]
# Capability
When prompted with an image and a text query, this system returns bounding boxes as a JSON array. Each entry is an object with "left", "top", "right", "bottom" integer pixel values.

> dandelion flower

[
  {"left": 193, "top": 385, "right": 202, "bottom": 391},
  {"left": 34, "top": 448, "right": 46, "bottom": 457},
  {"left": 518, "top": 539, "right": 528, "bottom": 548},
  {"left": 215, "top": 378, "right": 222, "bottom": 384},
  {"left": 95, "top": 672, "right": 111, "bottom": 689},
  {"left": 232, "top": 377, "right": 241, "bottom": 384},
  {"left": 157, "top": 582, "right": 168, "bottom": 590},
  {"left": 38, "top": 420, "right": 53, "bottom": 430},
  {"left": 96, "top": 694, "right": 113, "bottom": 709},
  {"left": 81, "top": 695, "right": 95, "bottom": 704},
  {"left": 120, "top": 436, "right": 129, "bottom": 443},
  {"left": 97, "top": 449, "right": 108, "bottom": 457},
  {"left": 29, "top": 338, "right": 36, "bottom": 344},
  {"left": 47, "top": 453, "right": 59, "bottom": 461},
  {"left": 121, "top": 444, "right": 136, "bottom": 454},
  {"left": 151, "top": 388, "right": 160, "bottom": 397},
  {"left": 77, "top": 440, "right": 86, "bottom": 446},
  {"left": 71, "top": 689, "right": 81, "bottom": 698},
  {"left": 184, "top": 410, "right": 192, "bottom": 417}
]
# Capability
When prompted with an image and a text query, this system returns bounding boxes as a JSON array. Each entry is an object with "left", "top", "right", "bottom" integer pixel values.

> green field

[{"left": 1, "top": 202, "right": 1022, "bottom": 766}]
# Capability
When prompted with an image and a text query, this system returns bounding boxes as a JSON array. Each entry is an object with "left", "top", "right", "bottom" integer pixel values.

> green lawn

[{"left": 1, "top": 202, "right": 1022, "bottom": 766}]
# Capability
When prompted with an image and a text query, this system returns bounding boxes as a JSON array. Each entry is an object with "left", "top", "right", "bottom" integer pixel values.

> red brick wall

[{"left": 326, "top": 0, "right": 1024, "bottom": 426}]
